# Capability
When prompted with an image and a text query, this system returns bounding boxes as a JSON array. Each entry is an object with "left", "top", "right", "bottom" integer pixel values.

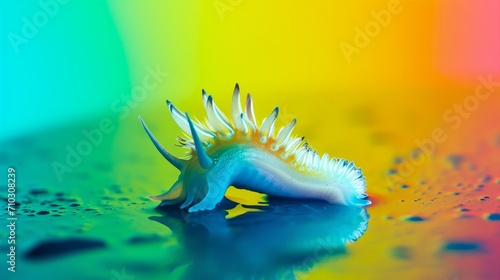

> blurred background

[{"left": 1, "top": 1, "right": 499, "bottom": 279}]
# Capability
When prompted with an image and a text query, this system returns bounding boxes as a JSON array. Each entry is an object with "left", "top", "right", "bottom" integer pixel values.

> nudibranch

[{"left": 139, "top": 84, "right": 370, "bottom": 212}]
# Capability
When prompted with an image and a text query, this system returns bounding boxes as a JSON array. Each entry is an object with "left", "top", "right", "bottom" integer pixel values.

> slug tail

[{"left": 329, "top": 159, "right": 370, "bottom": 206}]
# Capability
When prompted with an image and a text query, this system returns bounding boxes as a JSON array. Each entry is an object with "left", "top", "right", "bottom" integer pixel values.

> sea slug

[{"left": 139, "top": 84, "right": 370, "bottom": 212}]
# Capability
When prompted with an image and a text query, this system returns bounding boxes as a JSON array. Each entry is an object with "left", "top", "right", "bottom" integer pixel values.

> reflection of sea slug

[
  {"left": 139, "top": 84, "right": 370, "bottom": 212},
  {"left": 151, "top": 201, "right": 369, "bottom": 279}
]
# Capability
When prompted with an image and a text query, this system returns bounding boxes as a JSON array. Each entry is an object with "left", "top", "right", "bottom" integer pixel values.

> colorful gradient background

[{"left": 1, "top": 1, "right": 500, "bottom": 279}]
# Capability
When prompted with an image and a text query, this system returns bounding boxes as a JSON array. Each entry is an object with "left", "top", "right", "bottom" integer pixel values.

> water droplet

[
  {"left": 390, "top": 246, "right": 411, "bottom": 260},
  {"left": 393, "top": 157, "right": 403, "bottom": 164},
  {"left": 25, "top": 238, "right": 106, "bottom": 259},
  {"left": 446, "top": 155, "right": 463, "bottom": 169},
  {"left": 442, "top": 241, "right": 483, "bottom": 252},
  {"left": 485, "top": 213, "right": 500, "bottom": 221},
  {"left": 404, "top": 216, "right": 426, "bottom": 222},
  {"left": 482, "top": 175, "right": 492, "bottom": 183},
  {"left": 127, "top": 234, "right": 163, "bottom": 245},
  {"left": 29, "top": 189, "right": 48, "bottom": 195},
  {"left": 386, "top": 169, "right": 397, "bottom": 175},
  {"left": 457, "top": 214, "right": 473, "bottom": 219}
]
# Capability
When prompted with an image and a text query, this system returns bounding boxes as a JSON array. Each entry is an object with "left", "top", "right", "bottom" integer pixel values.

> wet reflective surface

[
  {"left": 1, "top": 114, "right": 499, "bottom": 280},
  {"left": 151, "top": 198, "right": 369, "bottom": 279}
]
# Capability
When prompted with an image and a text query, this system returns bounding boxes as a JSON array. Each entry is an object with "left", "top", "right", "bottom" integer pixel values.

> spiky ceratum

[{"left": 139, "top": 84, "right": 370, "bottom": 212}]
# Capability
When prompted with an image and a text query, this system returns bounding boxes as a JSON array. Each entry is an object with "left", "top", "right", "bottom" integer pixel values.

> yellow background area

[{"left": 110, "top": 0, "right": 500, "bottom": 196}]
